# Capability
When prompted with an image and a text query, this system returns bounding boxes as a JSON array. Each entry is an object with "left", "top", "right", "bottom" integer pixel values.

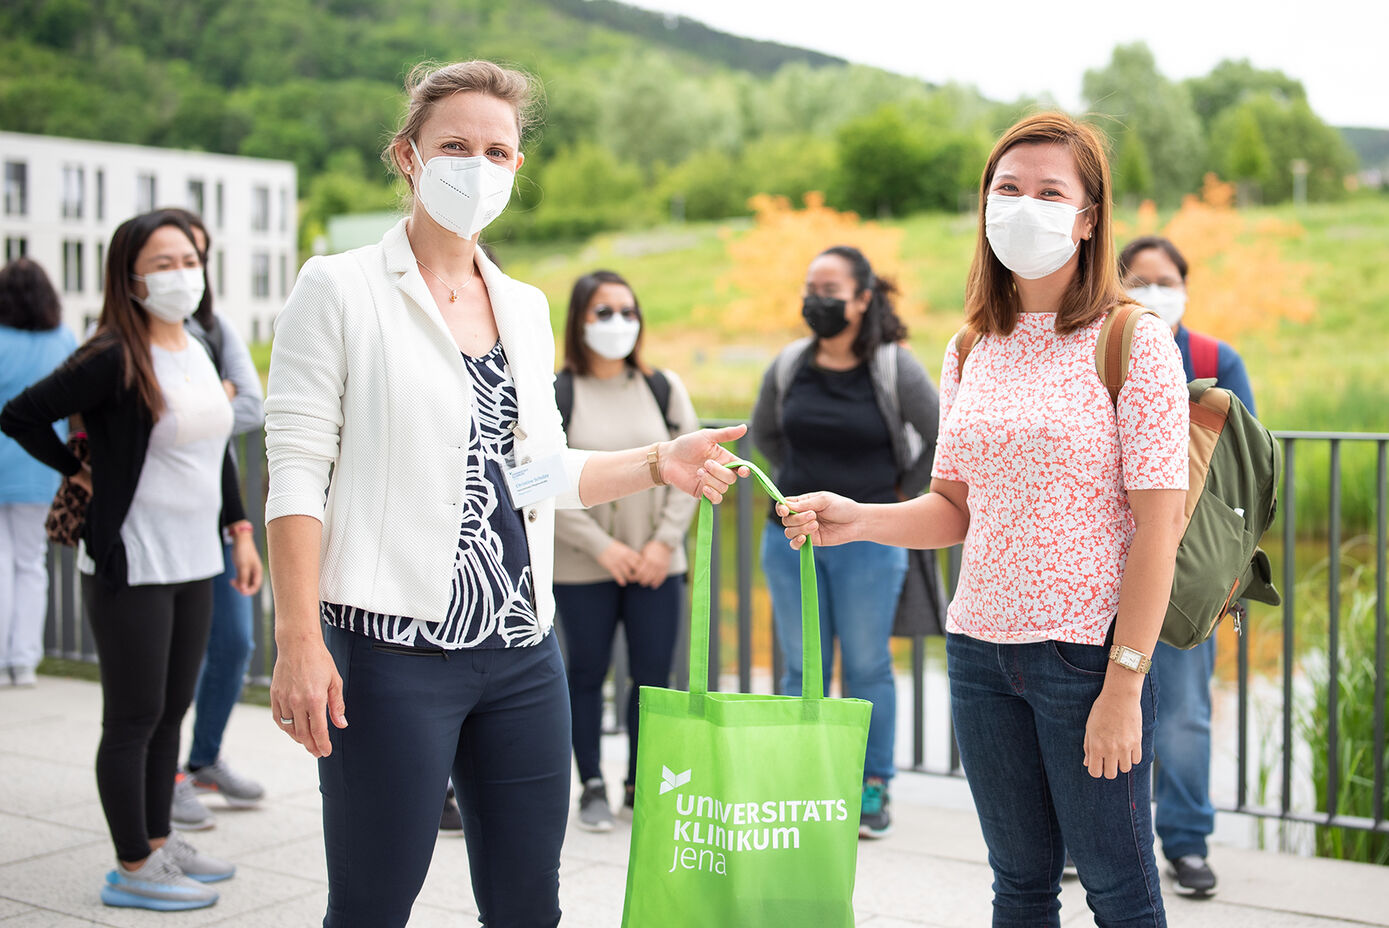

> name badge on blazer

[{"left": 502, "top": 453, "right": 570, "bottom": 510}]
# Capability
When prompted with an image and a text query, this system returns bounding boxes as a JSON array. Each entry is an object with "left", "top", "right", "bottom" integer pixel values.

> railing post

[
  {"left": 1281, "top": 438, "right": 1296, "bottom": 825},
  {"left": 1374, "top": 440, "right": 1387, "bottom": 828},
  {"left": 1326, "top": 439, "right": 1342, "bottom": 822}
]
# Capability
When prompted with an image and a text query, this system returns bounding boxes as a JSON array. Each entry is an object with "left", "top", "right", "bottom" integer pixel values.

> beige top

[{"left": 553, "top": 367, "right": 700, "bottom": 585}]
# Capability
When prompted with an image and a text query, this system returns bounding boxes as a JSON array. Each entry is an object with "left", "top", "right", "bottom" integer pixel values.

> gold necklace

[{"left": 416, "top": 256, "right": 476, "bottom": 303}]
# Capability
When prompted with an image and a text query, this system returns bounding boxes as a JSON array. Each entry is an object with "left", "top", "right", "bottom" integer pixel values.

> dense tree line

[{"left": 0, "top": 1, "right": 1362, "bottom": 252}]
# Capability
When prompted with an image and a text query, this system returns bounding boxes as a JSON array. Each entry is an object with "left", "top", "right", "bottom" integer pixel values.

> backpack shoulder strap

[
  {"left": 554, "top": 369, "right": 574, "bottom": 434},
  {"left": 1186, "top": 330, "right": 1220, "bottom": 381},
  {"left": 954, "top": 326, "right": 979, "bottom": 384},
  {"left": 643, "top": 368, "right": 678, "bottom": 433},
  {"left": 1094, "top": 304, "right": 1156, "bottom": 406}
]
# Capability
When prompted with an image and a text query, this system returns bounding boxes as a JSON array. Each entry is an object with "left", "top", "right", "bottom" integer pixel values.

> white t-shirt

[{"left": 79, "top": 342, "right": 234, "bottom": 585}]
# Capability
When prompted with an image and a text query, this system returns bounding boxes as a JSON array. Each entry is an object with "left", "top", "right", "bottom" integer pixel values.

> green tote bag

[{"left": 620, "top": 460, "right": 872, "bottom": 928}]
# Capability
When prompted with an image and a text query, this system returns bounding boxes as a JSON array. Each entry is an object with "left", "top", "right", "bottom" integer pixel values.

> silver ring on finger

[{"left": 279, "top": 716, "right": 294, "bottom": 725}]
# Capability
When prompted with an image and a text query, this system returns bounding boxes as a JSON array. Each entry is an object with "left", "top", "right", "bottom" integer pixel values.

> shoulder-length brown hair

[
  {"left": 82, "top": 210, "right": 200, "bottom": 417},
  {"left": 963, "top": 112, "right": 1133, "bottom": 337},
  {"left": 561, "top": 270, "right": 648, "bottom": 377}
]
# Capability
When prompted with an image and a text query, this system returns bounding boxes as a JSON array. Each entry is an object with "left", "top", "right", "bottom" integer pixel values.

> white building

[{"left": 1, "top": 131, "right": 296, "bottom": 343}]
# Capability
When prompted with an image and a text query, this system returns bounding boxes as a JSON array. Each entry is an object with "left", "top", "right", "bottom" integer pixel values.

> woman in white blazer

[{"left": 264, "top": 61, "right": 746, "bottom": 928}]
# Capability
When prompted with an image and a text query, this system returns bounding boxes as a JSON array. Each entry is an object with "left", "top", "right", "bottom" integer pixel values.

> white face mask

[
  {"left": 1128, "top": 283, "right": 1187, "bottom": 328},
  {"left": 132, "top": 267, "right": 205, "bottom": 323},
  {"left": 409, "top": 138, "right": 514, "bottom": 239},
  {"left": 584, "top": 317, "right": 641, "bottom": 361},
  {"left": 985, "top": 193, "right": 1091, "bottom": 280}
]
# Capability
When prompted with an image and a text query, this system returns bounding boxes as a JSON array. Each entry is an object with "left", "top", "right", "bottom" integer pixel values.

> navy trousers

[{"left": 319, "top": 625, "right": 571, "bottom": 928}]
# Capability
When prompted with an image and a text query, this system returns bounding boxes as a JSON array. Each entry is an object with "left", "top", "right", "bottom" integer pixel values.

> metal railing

[{"left": 42, "top": 428, "right": 1389, "bottom": 842}]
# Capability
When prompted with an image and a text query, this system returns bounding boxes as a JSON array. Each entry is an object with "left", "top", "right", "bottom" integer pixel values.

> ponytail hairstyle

[{"left": 817, "top": 245, "right": 908, "bottom": 361}]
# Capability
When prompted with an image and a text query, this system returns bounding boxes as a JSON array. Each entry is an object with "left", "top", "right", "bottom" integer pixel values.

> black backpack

[{"left": 554, "top": 368, "right": 677, "bottom": 435}]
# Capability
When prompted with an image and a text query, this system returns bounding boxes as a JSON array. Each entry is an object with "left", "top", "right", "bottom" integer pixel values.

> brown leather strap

[
  {"left": 955, "top": 326, "right": 978, "bottom": 383},
  {"left": 1094, "top": 304, "right": 1158, "bottom": 406}
]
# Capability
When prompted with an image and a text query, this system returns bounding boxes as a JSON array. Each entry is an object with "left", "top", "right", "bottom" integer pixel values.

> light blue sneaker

[{"left": 101, "top": 846, "right": 219, "bottom": 911}]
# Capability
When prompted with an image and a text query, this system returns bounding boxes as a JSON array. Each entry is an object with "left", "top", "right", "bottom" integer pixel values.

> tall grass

[{"left": 1294, "top": 548, "right": 1389, "bottom": 864}]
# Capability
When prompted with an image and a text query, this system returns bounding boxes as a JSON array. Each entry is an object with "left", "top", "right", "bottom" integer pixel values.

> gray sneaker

[
  {"left": 577, "top": 779, "right": 614, "bottom": 833},
  {"left": 162, "top": 830, "right": 235, "bottom": 883},
  {"left": 189, "top": 757, "right": 265, "bottom": 807},
  {"left": 170, "top": 774, "right": 216, "bottom": 831},
  {"left": 101, "top": 846, "right": 219, "bottom": 911}
]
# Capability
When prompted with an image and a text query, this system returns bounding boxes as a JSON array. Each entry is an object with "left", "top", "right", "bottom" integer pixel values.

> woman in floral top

[{"left": 777, "top": 112, "right": 1188, "bottom": 927}]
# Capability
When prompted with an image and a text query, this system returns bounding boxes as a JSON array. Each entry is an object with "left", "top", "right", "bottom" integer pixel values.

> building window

[
  {"left": 251, "top": 252, "right": 270, "bottom": 299},
  {"left": 96, "top": 169, "right": 105, "bottom": 221},
  {"left": 280, "top": 186, "right": 289, "bottom": 233},
  {"left": 62, "top": 240, "right": 84, "bottom": 293},
  {"left": 216, "top": 249, "right": 225, "bottom": 297},
  {"left": 278, "top": 253, "right": 288, "bottom": 298},
  {"left": 4, "top": 162, "right": 27, "bottom": 216},
  {"left": 187, "top": 179, "right": 206, "bottom": 219},
  {"left": 136, "top": 173, "right": 157, "bottom": 212},
  {"left": 251, "top": 185, "right": 270, "bottom": 233},
  {"left": 5, "top": 237, "right": 26, "bottom": 261},
  {"left": 96, "top": 241, "right": 106, "bottom": 290},
  {"left": 62, "top": 165, "right": 85, "bottom": 220},
  {"left": 215, "top": 181, "right": 224, "bottom": 229}
]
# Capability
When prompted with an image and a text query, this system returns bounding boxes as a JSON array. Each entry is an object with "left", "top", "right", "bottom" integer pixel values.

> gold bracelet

[{"left": 647, "top": 444, "right": 666, "bottom": 487}]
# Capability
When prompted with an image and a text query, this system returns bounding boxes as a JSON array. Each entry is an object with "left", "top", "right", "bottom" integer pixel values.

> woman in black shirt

[{"left": 750, "top": 245, "right": 938, "bottom": 839}]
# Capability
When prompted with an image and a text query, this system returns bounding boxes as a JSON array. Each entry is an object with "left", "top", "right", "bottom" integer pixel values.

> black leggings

[{"left": 83, "top": 574, "right": 213, "bottom": 863}]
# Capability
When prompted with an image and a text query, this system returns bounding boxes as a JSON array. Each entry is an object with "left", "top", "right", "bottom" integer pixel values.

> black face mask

[{"left": 801, "top": 294, "right": 850, "bottom": 338}]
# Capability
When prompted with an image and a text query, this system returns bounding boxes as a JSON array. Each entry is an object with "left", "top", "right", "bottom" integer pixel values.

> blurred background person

[
  {"left": 161, "top": 209, "right": 269, "bottom": 831},
  {"left": 0, "top": 257, "right": 77, "bottom": 688},
  {"left": 1, "top": 210, "right": 262, "bottom": 911},
  {"left": 552, "top": 269, "right": 699, "bottom": 832},
  {"left": 750, "top": 244, "right": 939, "bottom": 839},
  {"left": 1119, "top": 234, "right": 1256, "bottom": 897}
]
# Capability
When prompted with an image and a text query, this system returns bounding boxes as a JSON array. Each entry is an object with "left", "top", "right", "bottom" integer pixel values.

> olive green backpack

[{"left": 955, "top": 304, "right": 1281, "bottom": 648}]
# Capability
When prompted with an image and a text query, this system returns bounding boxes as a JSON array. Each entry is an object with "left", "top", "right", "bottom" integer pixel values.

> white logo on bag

[
  {"left": 655, "top": 764, "right": 849, "bottom": 878},
  {"left": 660, "top": 766, "right": 692, "bottom": 795}
]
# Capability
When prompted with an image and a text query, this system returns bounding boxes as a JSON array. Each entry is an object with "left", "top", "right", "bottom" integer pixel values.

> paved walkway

[{"left": 4, "top": 675, "right": 1387, "bottom": 926}]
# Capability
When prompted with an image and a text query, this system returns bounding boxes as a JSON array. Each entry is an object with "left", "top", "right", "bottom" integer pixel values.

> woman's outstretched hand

[
  {"left": 660, "top": 425, "right": 751, "bottom": 504},
  {"left": 777, "top": 491, "right": 862, "bottom": 549}
]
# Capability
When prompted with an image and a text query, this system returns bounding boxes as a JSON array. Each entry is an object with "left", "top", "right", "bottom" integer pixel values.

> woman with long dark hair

[
  {"left": 553, "top": 269, "right": 700, "bottom": 831},
  {"left": 0, "top": 257, "right": 76, "bottom": 688},
  {"left": 1, "top": 210, "right": 263, "bottom": 911},
  {"left": 749, "top": 244, "right": 939, "bottom": 838}
]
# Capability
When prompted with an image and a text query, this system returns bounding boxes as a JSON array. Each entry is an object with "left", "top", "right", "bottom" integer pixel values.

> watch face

[{"left": 1120, "top": 651, "right": 1139, "bottom": 670}]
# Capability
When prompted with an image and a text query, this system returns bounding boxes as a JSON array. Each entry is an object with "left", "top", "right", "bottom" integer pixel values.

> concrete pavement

[{"left": 3, "top": 675, "right": 1387, "bottom": 927}]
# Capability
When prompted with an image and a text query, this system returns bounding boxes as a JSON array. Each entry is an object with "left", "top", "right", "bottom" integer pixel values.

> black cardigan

[{"left": 0, "top": 335, "right": 248, "bottom": 591}]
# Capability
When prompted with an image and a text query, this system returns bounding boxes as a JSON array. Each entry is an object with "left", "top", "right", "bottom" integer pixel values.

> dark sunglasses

[{"left": 593, "top": 304, "right": 639, "bottom": 322}]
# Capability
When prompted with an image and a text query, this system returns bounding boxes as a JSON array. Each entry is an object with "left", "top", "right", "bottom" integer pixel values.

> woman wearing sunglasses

[{"left": 552, "top": 270, "right": 700, "bottom": 832}]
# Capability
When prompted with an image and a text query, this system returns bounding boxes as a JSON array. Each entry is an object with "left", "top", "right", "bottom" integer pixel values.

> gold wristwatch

[
  {"left": 1109, "top": 644, "right": 1152, "bottom": 675},
  {"left": 647, "top": 444, "right": 666, "bottom": 487}
]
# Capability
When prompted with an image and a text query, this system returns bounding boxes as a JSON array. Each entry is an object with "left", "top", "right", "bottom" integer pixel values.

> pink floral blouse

[{"left": 933, "top": 311, "right": 1189, "bottom": 645}]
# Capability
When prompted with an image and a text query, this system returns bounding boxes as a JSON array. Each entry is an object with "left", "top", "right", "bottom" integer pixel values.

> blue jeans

[
  {"left": 554, "top": 575, "right": 683, "bottom": 786},
  {"left": 320, "top": 626, "right": 570, "bottom": 928},
  {"left": 947, "top": 632, "right": 1165, "bottom": 928},
  {"left": 188, "top": 543, "right": 255, "bottom": 769},
  {"left": 1152, "top": 637, "right": 1215, "bottom": 861},
  {"left": 761, "top": 527, "right": 906, "bottom": 782}
]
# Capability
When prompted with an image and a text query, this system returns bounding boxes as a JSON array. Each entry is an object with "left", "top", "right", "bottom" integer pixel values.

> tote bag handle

[{"left": 687, "top": 457, "right": 823, "bottom": 714}]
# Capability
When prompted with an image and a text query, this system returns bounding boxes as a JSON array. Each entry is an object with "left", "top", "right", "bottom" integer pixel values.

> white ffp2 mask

[
  {"left": 410, "top": 138, "right": 515, "bottom": 239},
  {"left": 985, "top": 193, "right": 1091, "bottom": 280},
  {"left": 132, "top": 268, "right": 205, "bottom": 323},
  {"left": 584, "top": 317, "right": 641, "bottom": 361},
  {"left": 1127, "top": 284, "right": 1187, "bottom": 328}
]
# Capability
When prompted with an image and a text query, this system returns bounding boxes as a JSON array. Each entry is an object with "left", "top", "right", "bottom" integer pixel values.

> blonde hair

[{"left": 381, "top": 60, "right": 541, "bottom": 185}]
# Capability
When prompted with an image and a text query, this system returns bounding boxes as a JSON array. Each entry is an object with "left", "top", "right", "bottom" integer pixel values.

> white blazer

[{"left": 264, "top": 218, "right": 591, "bottom": 632}]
